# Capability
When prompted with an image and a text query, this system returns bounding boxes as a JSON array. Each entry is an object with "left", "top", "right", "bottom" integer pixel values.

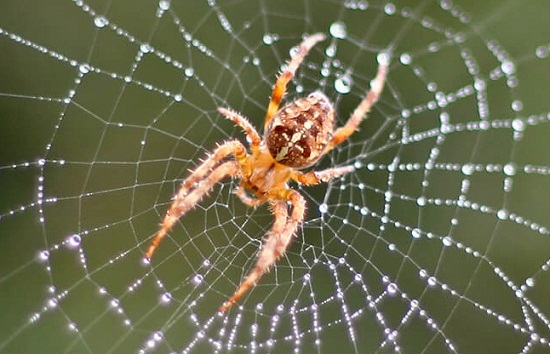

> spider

[{"left": 145, "top": 33, "right": 389, "bottom": 312}]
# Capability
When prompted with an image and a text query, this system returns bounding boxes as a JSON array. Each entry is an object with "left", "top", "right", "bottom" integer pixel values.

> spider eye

[{"left": 266, "top": 92, "right": 334, "bottom": 168}]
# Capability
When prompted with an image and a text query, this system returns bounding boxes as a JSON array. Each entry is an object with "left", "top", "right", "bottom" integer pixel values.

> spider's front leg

[
  {"left": 328, "top": 52, "right": 391, "bottom": 150},
  {"left": 219, "top": 189, "right": 306, "bottom": 312},
  {"left": 264, "top": 33, "right": 326, "bottom": 130},
  {"left": 217, "top": 108, "right": 261, "bottom": 152},
  {"left": 145, "top": 140, "right": 248, "bottom": 260},
  {"left": 292, "top": 165, "right": 356, "bottom": 185}
]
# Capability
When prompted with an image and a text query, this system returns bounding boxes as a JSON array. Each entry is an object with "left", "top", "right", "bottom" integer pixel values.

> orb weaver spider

[{"left": 145, "top": 33, "right": 389, "bottom": 312}]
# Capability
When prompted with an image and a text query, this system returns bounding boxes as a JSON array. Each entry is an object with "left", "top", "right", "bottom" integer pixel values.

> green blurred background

[{"left": 1, "top": 0, "right": 549, "bottom": 353}]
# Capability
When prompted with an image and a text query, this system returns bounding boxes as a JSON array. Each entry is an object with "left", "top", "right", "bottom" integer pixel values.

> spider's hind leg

[{"left": 219, "top": 189, "right": 305, "bottom": 312}]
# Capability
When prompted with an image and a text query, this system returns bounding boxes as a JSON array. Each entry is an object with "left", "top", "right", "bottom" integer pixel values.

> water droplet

[
  {"left": 377, "top": 51, "right": 391, "bottom": 66},
  {"left": 416, "top": 196, "right": 427, "bottom": 206},
  {"left": 262, "top": 33, "right": 278, "bottom": 45},
  {"left": 511, "top": 118, "right": 525, "bottom": 132},
  {"left": 384, "top": 3, "right": 396, "bottom": 15},
  {"left": 325, "top": 43, "right": 336, "bottom": 57},
  {"left": 160, "top": 292, "right": 172, "bottom": 304},
  {"left": 386, "top": 283, "right": 398, "bottom": 295},
  {"left": 497, "top": 209, "right": 509, "bottom": 220},
  {"left": 500, "top": 61, "right": 515, "bottom": 75},
  {"left": 193, "top": 274, "right": 203, "bottom": 285},
  {"left": 461, "top": 164, "right": 474, "bottom": 176},
  {"left": 140, "top": 43, "right": 152, "bottom": 53},
  {"left": 535, "top": 45, "right": 549, "bottom": 58},
  {"left": 442, "top": 236, "right": 452, "bottom": 247},
  {"left": 94, "top": 16, "right": 109, "bottom": 28},
  {"left": 318, "top": 203, "right": 328, "bottom": 214},
  {"left": 334, "top": 73, "right": 353, "bottom": 94},
  {"left": 503, "top": 163, "right": 516, "bottom": 176},
  {"left": 411, "top": 228, "right": 421, "bottom": 239},
  {"left": 427, "top": 82, "right": 437, "bottom": 92},
  {"left": 158, "top": 0, "right": 170, "bottom": 11},
  {"left": 511, "top": 100, "right": 523, "bottom": 112},
  {"left": 184, "top": 67, "right": 195, "bottom": 77},
  {"left": 47, "top": 297, "right": 58, "bottom": 309},
  {"left": 329, "top": 21, "right": 347, "bottom": 39},
  {"left": 153, "top": 331, "right": 163, "bottom": 341},
  {"left": 78, "top": 64, "right": 91, "bottom": 74},
  {"left": 525, "top": 277, "right": 535, "bottom": 287},
  {"left": 29, "top": 312, "right": 41, "bottom": 323},
  {"left": 427, "top": 276, "right": 437, "bottom": 287},
  {"left": 399, "top": 53, "right": 412, "bottom": 65},
  {"left": 37, "top": 250, "right": 50, "bottom": 262},
  {"left": 66, "top": 234, "right": 81, "bottom": 249}
]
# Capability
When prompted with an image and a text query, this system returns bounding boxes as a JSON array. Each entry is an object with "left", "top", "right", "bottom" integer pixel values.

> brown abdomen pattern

[{"left": 265, "top": 91, "right": 334, "bottom": 168}]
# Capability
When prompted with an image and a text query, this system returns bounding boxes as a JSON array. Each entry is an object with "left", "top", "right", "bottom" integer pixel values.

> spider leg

[
  {"left": 327, "top": 53, "right": 390, "bottom": 151},
  {"left": 292, "top": 165, "right": 355, "bottom": 185},
  {"left": 217, "top": 107, "right": 261, "bottom": 151},
  {"left": 219, "top": 189, "right": 306, "bottom": 312},
  {"left": 145, "top": 140, "right": 247, "bottom": 260},
  {"left": 179, "top": 140, "right": 248, "bottom": 195},
  {"left": 264, "top": 33, "right": 326, "bottom": 131},
  {"left": 235, "top": 185, "right": 262, "bottom": 208}
]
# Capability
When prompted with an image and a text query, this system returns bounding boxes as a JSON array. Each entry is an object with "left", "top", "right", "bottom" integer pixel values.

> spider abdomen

[{"left": 265, "top": 91, "right": 334, "bottom": 168}]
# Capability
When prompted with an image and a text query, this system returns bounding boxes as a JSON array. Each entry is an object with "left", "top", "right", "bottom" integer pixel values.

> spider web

[{"left": 1, "top": 0, "right": 550, "bottom": 352}]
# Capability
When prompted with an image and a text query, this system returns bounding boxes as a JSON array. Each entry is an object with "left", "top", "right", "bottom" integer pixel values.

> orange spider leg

[
  {"left": 145, "top": 141, "right": 247, "bottom": 260},
  {"left": 235, "top": 185, "right": 262, "bottom": 207},
  {"left": 219, "top": 189, "right": 306, "bottom": 312},
  {"left": 327, "top": 54, "right": 390, "bottom": 151},
  {"left": 218, "top": 107, "right": 261, "bottom": 151},
  {"left": 292, "top": 165, "right": 356, "bottom": 185},
  {"left": 178, "top": 140, "right": 247, "bottom": 196},
  {"left": 264, "top": 33, "right": 327, "bottom": 130}
]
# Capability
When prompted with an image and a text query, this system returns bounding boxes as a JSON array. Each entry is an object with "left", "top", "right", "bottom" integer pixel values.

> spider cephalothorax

[{"left": 144, "top": 33, "right": 389, "bottom": 312}]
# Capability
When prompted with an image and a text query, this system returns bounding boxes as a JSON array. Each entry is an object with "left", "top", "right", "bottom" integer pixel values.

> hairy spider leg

[
  {"left": 145, "top": 140, "right": 248, "bottom": 260},
  {"left": 328, "top": 56, "right": 390, "bottom": 150},
  {"left": 264, "top": 33, "right": 326, "bottom": 131},
  {"left": 219, "top": 189, "right": 306, "bottom": 312},
  {"left": 217, "top": 107, "right": 261, "bottom": 151},
  {"left": 234, "top": 185, "right": 262, "bottom": 207},
  {"left": 292, "top": 165, "right": 356, "bottom": 185}
]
